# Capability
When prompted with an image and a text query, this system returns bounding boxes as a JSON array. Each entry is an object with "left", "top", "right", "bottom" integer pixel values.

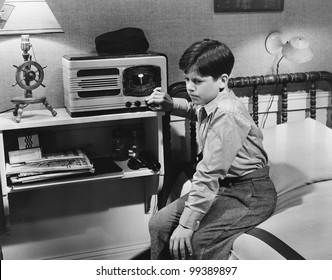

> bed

[{"left": 162, "top": 71, "right": 332, "bottom": 260}]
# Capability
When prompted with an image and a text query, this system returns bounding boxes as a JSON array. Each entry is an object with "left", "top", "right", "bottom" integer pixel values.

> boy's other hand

[{"left": 169, "top": 224, "right": 194, "bottom": 260}]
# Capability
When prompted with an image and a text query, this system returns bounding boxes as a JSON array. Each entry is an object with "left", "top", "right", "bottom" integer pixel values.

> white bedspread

[
  {"left": 231, "top": 118, "right": 332, "bottom": 260},
  {"left": 231, "top": 180, "right": 332, "bottom": 259}
]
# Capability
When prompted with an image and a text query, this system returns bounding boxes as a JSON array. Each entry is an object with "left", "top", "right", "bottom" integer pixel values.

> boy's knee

[
  {"left": 148, "top": 213, "right": 157, "bottom": 231},
  {"left": 149, "top": 212, "right": 162, "bottom": 234},
  {"left": 149, "top": 208, "right": 170, "bottom": 235}
]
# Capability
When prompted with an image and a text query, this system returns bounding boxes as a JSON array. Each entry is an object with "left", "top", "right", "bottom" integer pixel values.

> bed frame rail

[
  {"left": 228, "top": 71, "right": 332, "bottom": 125},
  {"left": 169, "top": 71, "right": 332, "bottom": 125}
]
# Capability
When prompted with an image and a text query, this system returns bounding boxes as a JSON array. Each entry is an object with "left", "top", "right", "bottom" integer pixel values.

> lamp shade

[
  {"left": 0, "top": 0, "right": 63, "bottom": 35},
  {"left": 281, "top": 36, "right": 313, "bottom": 63}
]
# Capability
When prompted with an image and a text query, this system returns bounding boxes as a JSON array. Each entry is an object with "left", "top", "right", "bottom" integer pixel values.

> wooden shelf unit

[{"left": 0, "top": 108, "right": 164, "bottom": 230}]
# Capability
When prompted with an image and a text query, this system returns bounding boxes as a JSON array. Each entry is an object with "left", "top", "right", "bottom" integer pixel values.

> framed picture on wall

[{"left": 214, "top": 0, "right": 284, "bottom": 13}]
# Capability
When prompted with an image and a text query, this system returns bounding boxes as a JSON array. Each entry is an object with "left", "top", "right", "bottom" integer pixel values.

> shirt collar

[{"left": 203, "top": 87, "right": 233, "bottom": 117}]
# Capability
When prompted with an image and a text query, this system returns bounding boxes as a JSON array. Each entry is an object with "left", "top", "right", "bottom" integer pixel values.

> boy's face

[{"left": 184, "top": 71, "right": 226, "bottom": 106}]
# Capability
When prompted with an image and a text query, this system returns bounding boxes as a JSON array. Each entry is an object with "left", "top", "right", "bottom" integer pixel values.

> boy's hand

[
  {"left": 145, "top": 87, "right": 173, "bottom": 112},
  {"left": 169, "top": 224, "right": 194, "bottom": 260}
]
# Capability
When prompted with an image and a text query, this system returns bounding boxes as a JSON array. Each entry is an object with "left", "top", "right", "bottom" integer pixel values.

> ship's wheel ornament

[
  {"left": 11, "top": 36, "right": 57, "bottom": 123},
  {"left": 13, "top": 61, "right": 46, "bottom": 91}
]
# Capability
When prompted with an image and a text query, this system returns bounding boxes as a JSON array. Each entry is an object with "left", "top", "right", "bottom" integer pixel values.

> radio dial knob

[
  {"left": 134, "top": 101, "right": 141, "bottom": 107},
  {"left": 125, "top": 101, "right": 132, "bottom": 108}
]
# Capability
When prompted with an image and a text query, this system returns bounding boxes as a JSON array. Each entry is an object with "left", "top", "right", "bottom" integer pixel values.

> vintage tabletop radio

[{"left": 62, "top": 52, "right": 167, "bottom": 117}]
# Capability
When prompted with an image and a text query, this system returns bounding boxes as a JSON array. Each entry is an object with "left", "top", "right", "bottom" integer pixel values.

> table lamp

[
  {"left": 265, "top": 32, "right": 313, "bottom": 74},
  {"left": 0, "top": 0, "right": 64, "bottom": 122}
]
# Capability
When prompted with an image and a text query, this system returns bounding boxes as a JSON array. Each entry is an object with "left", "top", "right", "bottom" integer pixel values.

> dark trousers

[{"left": 149, "top": 166, "right": 277, "bottom": 259}]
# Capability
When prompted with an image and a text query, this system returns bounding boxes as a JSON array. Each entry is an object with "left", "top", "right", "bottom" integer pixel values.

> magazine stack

[{"left": 6, "top": 149, "right": 95, "bottom": 184}]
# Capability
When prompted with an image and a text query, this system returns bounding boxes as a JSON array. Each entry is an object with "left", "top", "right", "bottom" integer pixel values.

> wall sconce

[
  {"left": 0, "top": 0, "right": 64, "bottom": 122},
  {"left": 265, "top": 32, "right": 313, "bottom": 73}
]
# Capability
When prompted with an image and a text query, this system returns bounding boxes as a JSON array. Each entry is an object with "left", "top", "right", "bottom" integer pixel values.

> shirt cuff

[{"left": 179, "top": 206, "right": 205, "bottom": 231}]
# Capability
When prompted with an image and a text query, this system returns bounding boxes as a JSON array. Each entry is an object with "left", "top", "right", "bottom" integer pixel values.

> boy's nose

[{"left": 186, "top": 80, "right": 195, "bottom": 92}]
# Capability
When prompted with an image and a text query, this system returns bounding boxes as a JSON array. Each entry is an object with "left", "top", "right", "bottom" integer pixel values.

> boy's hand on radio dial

[{"left": 145, "top": 87, "right": 173, "bottom": 112}]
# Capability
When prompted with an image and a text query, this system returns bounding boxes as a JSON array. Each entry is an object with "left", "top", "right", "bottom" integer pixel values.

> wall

[{"left": 1, "top": 0, "right": 332, "bottom": 112}]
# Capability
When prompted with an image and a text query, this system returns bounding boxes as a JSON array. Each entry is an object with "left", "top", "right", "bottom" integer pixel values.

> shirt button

[{"left": 194, "top": 221, "right": 200, "bottom": 231}]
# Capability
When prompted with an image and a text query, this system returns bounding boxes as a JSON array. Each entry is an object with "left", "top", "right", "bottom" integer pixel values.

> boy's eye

[
  {"left": 193, "top": 79, "right": 203, "bottom": 84},
  {"left": 184, "top": 75, "right": 204, "bottom": 84}
]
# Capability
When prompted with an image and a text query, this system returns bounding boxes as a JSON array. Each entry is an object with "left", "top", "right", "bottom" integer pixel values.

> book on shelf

[
  {"left": 23, "top": 148, "right": 86, "bottom": 164},
  {"left": 6, "top": 149, "right": 95, "bottom": 183},
  {"left": 9, "top": 170, "right": 94, "bottom": 184},
  {"left": 8, "top": 147, "right": 42, "bottom": 164},
  {"left": 6, "top": 154, "right": 94, "bottom": 175},
  {"left": 6, "top": 149, "right": 127, "bottom": 184}
]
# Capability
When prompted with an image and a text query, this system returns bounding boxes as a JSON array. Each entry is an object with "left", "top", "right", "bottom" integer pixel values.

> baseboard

[{"left": 47, "top": 242, "right": 151, "bottom": 260}]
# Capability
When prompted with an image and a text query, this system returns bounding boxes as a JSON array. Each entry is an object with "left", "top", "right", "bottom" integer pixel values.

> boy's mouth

[
  {"left": 190, "top": 94, "right": 199, "bottom": 100},
  {"left": 190, "top": 96, "right": 201, "bottom": 104}
]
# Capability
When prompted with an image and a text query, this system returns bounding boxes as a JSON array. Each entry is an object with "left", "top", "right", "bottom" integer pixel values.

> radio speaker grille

[{"left": 68, "top": 76, "right": 121, "bottom": 91}]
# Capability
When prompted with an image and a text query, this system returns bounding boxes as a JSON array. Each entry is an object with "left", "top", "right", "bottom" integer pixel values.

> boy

[{"left": 145, "top": 39, "right": 277, "bottom": 260}]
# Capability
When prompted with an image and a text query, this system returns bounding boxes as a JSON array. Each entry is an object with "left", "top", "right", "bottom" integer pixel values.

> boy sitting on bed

[{"left": 145, "top": 39, "right": 277, "bottom": 260}]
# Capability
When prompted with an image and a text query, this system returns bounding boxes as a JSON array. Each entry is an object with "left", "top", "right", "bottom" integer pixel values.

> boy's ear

[{"left": 218, "top": 74, "right": 229, "bottom": 88}]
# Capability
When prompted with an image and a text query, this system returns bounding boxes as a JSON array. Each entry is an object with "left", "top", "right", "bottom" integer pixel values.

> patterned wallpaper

[{"left": 0, "top": 0, "right": 331, "bottom": 111}]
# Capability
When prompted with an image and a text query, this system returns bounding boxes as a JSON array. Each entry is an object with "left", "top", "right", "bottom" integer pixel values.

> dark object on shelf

[
  {"left": 127, "top": 153, "right": 161, "bottom": 173},
  {"left": 92, "top": 157, "right": 122, "bottom": 175},
  {"left": 95, "top": 27, "right": 149, "bottom": 55},
  {"left": 127, "top": 126, "right": 145, "bottom": 158},
  {"left": 111, "top": 129, "right": 129, "bottom": 161}
]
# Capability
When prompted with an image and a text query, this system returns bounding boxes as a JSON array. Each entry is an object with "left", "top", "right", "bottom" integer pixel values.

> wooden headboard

[{"left": 158, "top": 71, "right": 332, "bottom": 207}]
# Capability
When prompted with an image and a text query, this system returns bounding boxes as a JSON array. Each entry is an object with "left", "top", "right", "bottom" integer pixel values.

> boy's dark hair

[{"left": 179, "top": 39, "right": 234, "bottom": 80}]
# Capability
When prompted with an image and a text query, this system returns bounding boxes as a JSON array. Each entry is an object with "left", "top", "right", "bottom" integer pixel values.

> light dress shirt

[{"left": 171, "top": 88, "right": 268, "bottom": 231}]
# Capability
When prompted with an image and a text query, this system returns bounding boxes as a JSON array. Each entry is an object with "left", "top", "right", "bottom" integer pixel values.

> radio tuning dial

[
  {"left": 125, "top": 101, "right": 132, "bottom": 108},
  {"left": 134, "top": 101, "right": 141, "bottom": 107}
]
